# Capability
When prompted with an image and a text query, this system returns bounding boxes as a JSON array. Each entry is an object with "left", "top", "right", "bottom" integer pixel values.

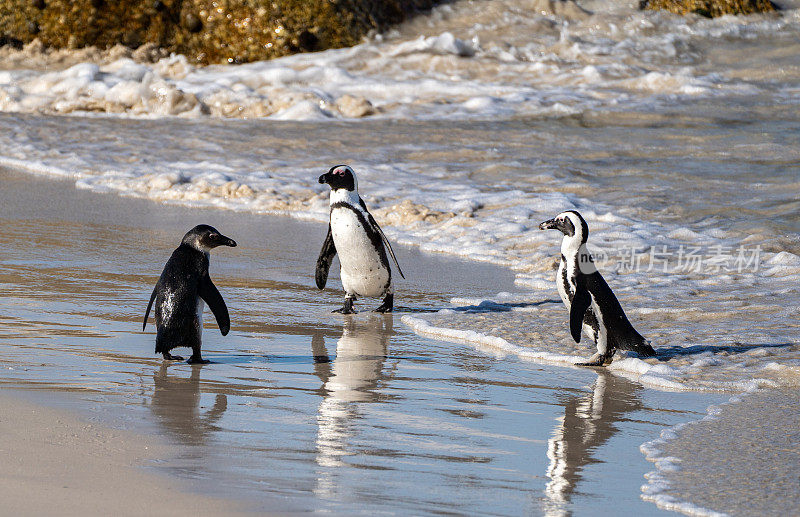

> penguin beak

[
  {"left": 318, "top": 173, "right": 329, "bottom": 185},
  {"left": 215, "top": 234, "right": 236, "bottom": 247},
  {"left": 539, "top": 219, "right": 558, "bottom": 231}
]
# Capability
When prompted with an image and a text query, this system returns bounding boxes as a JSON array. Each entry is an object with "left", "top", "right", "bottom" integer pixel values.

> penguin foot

[
  {"left": 162, "top": 353, "right": 184, "bottom": 361},
  {"left": 333, "top": 296, "right": 356, "bottom": 314},
  {"left": 373, "top": 293, "right": 394, "bottom": 313},
  {"left": 575, "top": 352, "right": 614, "bottom": 367},
  {"left": 187, "top": 356, "right": 210, "bottom": 364}
]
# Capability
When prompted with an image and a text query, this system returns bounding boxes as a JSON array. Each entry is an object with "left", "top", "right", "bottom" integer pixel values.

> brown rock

[
  {"left": 0, "top": 0, "right": 446, "bottom": 64},
  {"left": 641, "top": 0, "right": 776, "bottom": 17},
  {"left": 184, "top": 13, "right": 202, "bottom": 33}
]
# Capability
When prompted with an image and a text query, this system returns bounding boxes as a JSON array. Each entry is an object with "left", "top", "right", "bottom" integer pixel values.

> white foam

[
  {"left": 1, "top": 0, "right": 797, "bottom": 121},
  {"left": 0, "top": 0, "right": 796, "bottom": 397},
  {"left": 401, "top": 315, "right": 586, "bottom": 364},
  {"left": 639, "top": 385, "right": 768, "bottom": 517},
  {"left": 0, "top": 4, "right": 798, "bottom": 514}
]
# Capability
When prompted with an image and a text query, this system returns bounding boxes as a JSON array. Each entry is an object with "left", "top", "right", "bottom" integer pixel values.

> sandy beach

[
  {"left": 1, "top": 0, "right": 799, "bottom": 512},
  {"left": 0, "top": 168, "right": 733, "bottom": 515},
  {"left": 0, "top": 391, "right": 245, "bottom": 516}
]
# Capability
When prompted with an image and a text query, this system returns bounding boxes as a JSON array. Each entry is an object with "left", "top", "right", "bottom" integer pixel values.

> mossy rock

[
  {"left": 0, "top": 0, "right": 443, "bottom": 64},
  {"left": 641, "top": 0, "right": 776, "bottom": 17}
]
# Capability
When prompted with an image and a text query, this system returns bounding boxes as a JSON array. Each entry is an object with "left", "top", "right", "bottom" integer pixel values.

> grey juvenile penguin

[
  {"left": 143, "top": 225, "right": 237, "bottom": 363},
  {"left": 316, "top": 165, "right": 404, "bottom": 314},
  {"left": 539, "top": 210, "right": 656, "bottom": 366}
]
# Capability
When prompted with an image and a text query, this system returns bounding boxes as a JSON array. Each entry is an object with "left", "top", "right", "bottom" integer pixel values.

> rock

[
  {"left": 641, "top": 0, "right": 776, "bottom": 16},
  {"left": 0, "top": 0, "right": 446, "bottom": 64},
  {"left": 0, "top": 34, "right": 23, "bottom": 48},
  {"left": 296, "top": 29, "right": 318, "bottom": 52},
  {"left": 131, "top": 42, "right": 168, "bottom": 62},
  {"left": 184, "top": 13, "right": 202, "bottom": 34},
  {"left": 335, "top": 94, "right": 374, "bottom": 118}
]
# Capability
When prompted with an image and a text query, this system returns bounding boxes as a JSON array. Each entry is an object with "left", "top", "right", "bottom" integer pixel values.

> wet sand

[
  {"left": 0, "top": 391, "right": 244, "bottom": 516},
  {"left": 0, "top": 168, "right": 728, "bottom": 515},
  {"left": 648, "top": 388, "right": 800, "bottom": 516}
]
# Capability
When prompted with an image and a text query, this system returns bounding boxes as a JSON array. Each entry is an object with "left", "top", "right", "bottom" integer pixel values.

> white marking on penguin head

[
  {"left": 540, "top": 210, "right": 588, "bottom": 245},
  {"left": 541, "top": 210, "right": 595, "bottom": 272},
  {"left": 319, "top": 164, "right": 358, "bottom": 193},
  {"left": 560, "top": 211, "right": 588, "bottom": 245}
]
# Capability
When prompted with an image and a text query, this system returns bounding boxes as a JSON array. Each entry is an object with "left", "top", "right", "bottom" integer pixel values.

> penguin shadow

[
  {"left": 149, "top": 362, "right": 227, "bottom": 447},
  {"left": 543, "top": 370, "right": 644, "bottom": 514},
  {"left": 392, "top": 299, "right": 562, "bottom": 314},
  {"left": 653, "top": 341, "right": 797, "bottom": 362},
  {"left": 312, "top": 315, "right": 395, "bottom": 477}
]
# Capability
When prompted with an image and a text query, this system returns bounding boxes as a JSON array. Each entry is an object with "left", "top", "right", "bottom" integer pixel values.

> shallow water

[
  {"left": 641, "top": 388, "right": 800, "bottom": 516},
  {"left": 0, "top": 170, "right": 724, "bottom": 515},
  {"left": 1, "top": 0, "right": 799, "bottom": 513},
  {"left": 1, "top": 107, "right": 797, "bottom": 391}
]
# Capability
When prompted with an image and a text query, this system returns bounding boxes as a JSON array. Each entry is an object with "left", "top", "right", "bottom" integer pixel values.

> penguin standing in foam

[
  {"left": 143, "top": 225, "right": 237, "bottom": 363},
  {"left": 539, "top": 210, "right": 655, "bottom": 366},
  {"left": 316, "top": 165, "right": 404, "bottom": 314}
]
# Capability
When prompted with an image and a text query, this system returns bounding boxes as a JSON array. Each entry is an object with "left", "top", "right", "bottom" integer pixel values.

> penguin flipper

[
  {"left": 316, "top": 224, "right": 337, "bottom": 289},
  {"left": 367, "top": 213, "right": 405, "bottom": 279},
  {"left": 569, "top": 282, "right": 592, "bottom": 343},
  {"left": 198, "top": 276, "right": 230, "bottom": 336},
  {"left": 143, "top": 287, "right": 157, "bottom": 331}
]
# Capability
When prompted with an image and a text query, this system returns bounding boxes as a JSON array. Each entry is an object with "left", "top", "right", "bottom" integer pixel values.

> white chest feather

[
  {"left": 160, "top": 291, "right": 176, "bottom": 321},
  {"left": 557, "top": 250, "right": 604, "bottom": 344},
  {"left": 330, "top": 206, "right": 389, "bottom": 297},
  {"left": 557, "top": 258, "right": 574, "bottom": 309},
  {"left": 196, "top": 298, "right": 204, "bottom": 329}
]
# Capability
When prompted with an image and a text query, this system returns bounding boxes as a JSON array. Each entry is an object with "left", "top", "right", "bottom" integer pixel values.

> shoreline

[
  {"left": 3, "top": 163, "right": 797, "bottom": 516},
  {"left": 0, "top": 166, "right": 731, "bottom": 515},
  {"left": 1, "top": 0, "right": 798, "bottom": 511},
  {"left": 641, "top": 386, "right": 800, "bottom": 516}
]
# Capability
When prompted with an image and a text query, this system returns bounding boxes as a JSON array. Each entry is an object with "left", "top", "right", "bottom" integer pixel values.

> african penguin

[
  {"left": 143, "top": 225, "right": 237, "bottom": 363},
  {"left": 316, "top": 165, "right": 405, "bottom": 314},
  {"left": 539, "top": 210, "right": 656, "bottom": 366}
]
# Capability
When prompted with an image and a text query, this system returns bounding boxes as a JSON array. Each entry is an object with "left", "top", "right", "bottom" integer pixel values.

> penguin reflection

[
  {"left": 150, "top": 363, "right": 227, "bottom": 446},
  {"left": 314, "top": 316, "right": 392, "bottom": 476},
  {"left": 543, "top": 371, "right": 644, "bottom": 516}
]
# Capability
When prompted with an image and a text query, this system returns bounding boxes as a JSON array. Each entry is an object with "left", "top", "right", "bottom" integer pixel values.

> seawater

[
  {"left": 0, "top": 170, "right": 728, "bottom": 516},
  {"left": 0, "top": 0, "right": 798, "bottom": 514}
]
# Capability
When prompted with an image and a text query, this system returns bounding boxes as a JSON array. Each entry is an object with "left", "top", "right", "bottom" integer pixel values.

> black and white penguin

[
  {"left": 316, "top": 165, "right": 405, "bottom": 314},
  {"left": 539, "top": 210, "right": 656, "bottom": 366},
  {"left": 143, "top": 225, "right": 237, "bottom": 363}
]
